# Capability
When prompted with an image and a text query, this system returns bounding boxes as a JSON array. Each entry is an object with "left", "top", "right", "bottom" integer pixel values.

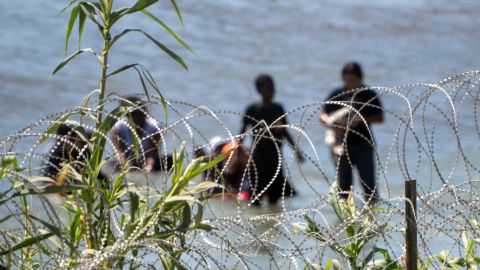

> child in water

[
  {"left": 239, "top": 74, "right": 304, "bottom": 205},
  {"left": 195, "top": 137, "right": 251, "bottom": 201}
]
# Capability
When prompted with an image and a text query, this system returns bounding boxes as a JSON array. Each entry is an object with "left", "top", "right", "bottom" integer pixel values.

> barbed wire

[{"left": 0, "top": 70, "right": 479, "bottom": 269}]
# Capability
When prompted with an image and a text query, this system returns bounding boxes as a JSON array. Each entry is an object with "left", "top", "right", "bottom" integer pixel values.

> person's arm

[
  {"left": 319, "top": 112, "right": 329, "bottom": 124},
  {"left": 283, "top": 129, "right": 305, "bottom": 163},
  {"left": 320, "top": 91, "right": 338, "bottom": 125},
  {"left": 239, "top": 106, "right": 252, "bottom": 143},
  {"left": 365, "top": 113, "right": 384, "bottom": 124}
]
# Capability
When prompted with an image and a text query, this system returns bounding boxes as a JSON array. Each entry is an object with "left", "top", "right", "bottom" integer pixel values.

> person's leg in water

[
  {"left": 260, "top": 146, "right": 293, "bottom": 204},
  {"left": 267, "top": 170, "right": 287, "bottom": 204},
  {"left": 237, "top": 175, "right": 252, "bottom": 201},
  {"left": 249, "top": 161, "right": 266, "bottom": 206},
  {"left": 350, "top": 142, "right": 378, "bottom": 202},
  {"left": 154, "top": 154, "right": 174, "bottom": 172},
  {"left": 249, "top": 148, "right": 280, "bottom": 206},
  {"left": 333, "top": 149, "right": 353, "bottom": 199},
  {"left": 267, "top": 160, "right": 297, "bottom": 203}
]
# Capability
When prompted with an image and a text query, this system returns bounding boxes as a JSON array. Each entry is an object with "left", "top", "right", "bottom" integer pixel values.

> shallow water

[{"left": 1, "top": 0, "right": 480, "bottom": 267}]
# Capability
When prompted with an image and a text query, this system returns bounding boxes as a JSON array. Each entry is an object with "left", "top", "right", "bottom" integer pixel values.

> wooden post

[{"left": 405, "top": 180, "right": 417, "bottom": 270}]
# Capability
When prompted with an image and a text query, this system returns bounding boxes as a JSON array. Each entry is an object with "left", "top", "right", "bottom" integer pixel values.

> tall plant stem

[{"left": 96, "top": 31, "right": 111, "bottom": 128}]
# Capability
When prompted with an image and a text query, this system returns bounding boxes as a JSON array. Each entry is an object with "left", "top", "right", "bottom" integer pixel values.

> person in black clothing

[
  {"left": 43, "top": 124, "right": 107, "bottom": 187},
  {"left": 240, "top": 74, "right": 304, "bottom": 205},
  {"left": 319, "top": 62, "right": 384, "bottom": 201}
]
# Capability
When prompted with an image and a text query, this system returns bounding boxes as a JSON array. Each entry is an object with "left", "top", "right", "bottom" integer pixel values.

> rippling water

[{"left": 1, "top": 0, "right": 479, "bottom": 135}]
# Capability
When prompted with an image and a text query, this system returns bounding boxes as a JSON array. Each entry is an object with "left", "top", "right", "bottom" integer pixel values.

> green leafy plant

[
  {"left": 53, "top": 0, "right": 192, "bottom": 127},
  {"left": 300, "top": 183, "right": 399, "bottom": 270},
  {"left": 0, "top": 1, "right": 231, "bottom": 269},
  {"left": 0, "top": 140, "right": 229, "bottom": 268},
  {"left": 425, "top": 220, "right": 480, "bottom": 270}
]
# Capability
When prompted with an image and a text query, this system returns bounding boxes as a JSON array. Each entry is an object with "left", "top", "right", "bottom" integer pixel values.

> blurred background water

[
  {"left": 1, "top": 0, "right": 479, "bottom": 135},
  {"left": 1, "top": 0, "right": 480, "bottom": 264}
]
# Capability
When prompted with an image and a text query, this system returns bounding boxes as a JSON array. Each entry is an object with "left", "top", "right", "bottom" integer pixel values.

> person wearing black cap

[{"left": 319, "top": 62, "right": 384, "bottom": 202}]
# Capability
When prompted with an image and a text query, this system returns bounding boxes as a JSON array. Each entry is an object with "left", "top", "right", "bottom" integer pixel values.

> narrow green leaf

[
  {"left": 100, "top": 0, "right": 109, "bottom": 13},
  {"left": 138, "top": 67, "right": 168, "bottom": 121},
  {"left": 185, "top": 181, "right": 222, "bottom": 195},
  {"left": 329, "top": 181, "right": 345, "bottom": 222},
  {"left": 304, "top": 215, "right": 320, "bottom": 234},
  {"left": 165, "top": 195, "right": 198, "bottom": 204},
  {"left": 110, "top": 29, "right": 187, "bottom": 70},
  {"left": 0, "top": 232, "right": 54, "bottom": 256},
  {"left": 58, "top": 0, "right": 79, "bottom": 15},
  {"left": 86, "top": 2, "right": 106, "bottom": 23},
  {"left": 107, "top": 63, "right": 139, "bottom": 77},
  {"left": 109, "top": 7, "right": 130, "bottom": 25},
  {"left": 38, "top": 114, "right": 72, "bottom": 145},
  {"left": 1, "top": 155, "right": 18, "bottom": 170},
  {"left": 0, "top": 215, "right": 12, "bottom": 224},
  {"left": 70, "top": 209, "right": 81, "bottom": 245},
  {"left": 78, "top": 9, "right": 86, "bottom": 49},
  {"left": 325, "top": 260, "right": 333, "bottom": 270},
  {"left": 466, "top": 240, "right": 475, "bottom": 261},
  {"left": 89, "top": 105, "right": 127, "bottom": 170},
  {"left": 142, "top": 31, "right": 188, "bottom": 70},
  {"left": 109, "top": 28, "right": 139, "bottom": 48},
  {"left": 127, "top": 0, "right": 159, "bottom": 14},
  {"left": 186, "top": 150, "right": 231, "bottom": 180},
  {"left": 80, "top": 89, "right": 100, "bottom": 122},
  {"left": 28, "top": 215, "right": 63, "bottom": 239},
  {"left": 133, "top": 66, "right": 152, "bottom": 107},
  {"left": 65, "top": 5, "right": 80, "bottom": 54},
  {"left": 170, "top": 0, "right": 184, "bottom": 28},
  {"left": 172, "top": 142, "right": 186, "bottom": 185},
  {"left": 79, "top": 2, "right": 102, "bottom": 27},
  {"left": 177, "top": 204, "right": 191, "bottom": 231},
  {"left": 130, "top": 192, "right": 140, "bottom": 218},
  {"left": 194, "top": 204, "right": 203, "bottom": 227},
  {"left": 12, "top": 184, "right": 87, "bottom": 197},
  {"left": 362, "top": 248, "right": 377, "bottom": 267},
  {"left": 196, "top": 223, "right": 215, "bottom": 232},
  {"left": 0, "top": 155, "right": 18, "bottom": 179},
  {"left": 51, "top": 48, "right": 95, "bottom": 78},
  {"left": 141, "top": 9, "right": 193, "bottom": 52},
  {"left": 109, "top": 29, "right": 188, "bottom": 70}
]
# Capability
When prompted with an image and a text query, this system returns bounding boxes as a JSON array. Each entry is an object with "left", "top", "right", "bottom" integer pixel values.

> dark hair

[
  {"left": 255, "top": 74, "right": 275, "bottom": 91},
  {"left": 121, "top": 95, "right": 148, "bottom": 116},
  {"left": 121, "top": 95, "right": 145, "bottom": 108},
  {"left": 56, "top": 124, "right": 73, "bottom": 137},
  {"left": 341, "top": 61, "right": 363, "bottom": 80},
  {"left": 56, "top": 124, "right": 86, "bottom": 140}
]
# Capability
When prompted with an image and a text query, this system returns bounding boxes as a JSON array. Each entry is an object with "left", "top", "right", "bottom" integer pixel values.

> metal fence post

[{"left": 405, "top": 179, "right": 417, "bottom": 270}]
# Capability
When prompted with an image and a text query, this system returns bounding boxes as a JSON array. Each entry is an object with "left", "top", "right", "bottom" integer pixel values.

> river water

[{"left": 1, "top": 0, "right": 480, "bottom": 267}]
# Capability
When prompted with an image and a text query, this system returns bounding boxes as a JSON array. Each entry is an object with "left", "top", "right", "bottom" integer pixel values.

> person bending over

[{"left": 111, "top": 96, "right": 172, "bottom": 172}]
